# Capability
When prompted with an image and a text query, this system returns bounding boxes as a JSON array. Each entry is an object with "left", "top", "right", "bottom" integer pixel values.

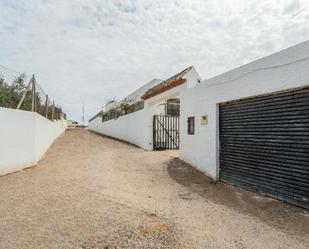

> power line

[
  {"left": 0, "top": 64, "right": 23, "bottom": 75},
  {"left": 0, "top": 64, "right": 29, "bottom": 87}
]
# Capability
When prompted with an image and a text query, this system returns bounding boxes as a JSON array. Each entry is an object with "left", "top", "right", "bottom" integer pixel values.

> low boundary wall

[
  {"left": 0, "top": 107, "right": 67, "bottom": 175},
  {"left": 88, "top": 109, "right": 153, "bottom": 150}
]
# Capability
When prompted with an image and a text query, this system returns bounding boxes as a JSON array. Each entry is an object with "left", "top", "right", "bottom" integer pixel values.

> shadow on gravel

[{"left": 167, "top": 158, "right": 309, "bottom": 237}]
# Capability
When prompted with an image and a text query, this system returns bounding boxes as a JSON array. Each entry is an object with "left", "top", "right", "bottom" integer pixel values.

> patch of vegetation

[{"left": 0, "top": 74, "right": 32, "bottom": 110}]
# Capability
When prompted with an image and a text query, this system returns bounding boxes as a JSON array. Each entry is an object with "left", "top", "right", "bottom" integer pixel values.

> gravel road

[{"left": 0, "top": 128, "right": 308, "bottom": 249}]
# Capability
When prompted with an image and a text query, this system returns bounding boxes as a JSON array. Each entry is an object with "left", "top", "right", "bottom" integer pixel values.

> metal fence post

[
  {"left": 45, "top": 95, "right": 49, "bottom": 118},
  {"left": 16, "top": 77, "right": 32, "bottom": 110},
  {"left": 51, "top": 100, "right": 55, "bottom": 120},
  {"left": 31, "top": 75, "right": 36, "bottom": 112}
]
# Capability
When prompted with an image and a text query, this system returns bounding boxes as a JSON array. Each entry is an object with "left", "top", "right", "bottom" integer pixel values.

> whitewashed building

[
  {"left": 88, "top": 66, "right": 201, "bottom": 150},
  {"left": 89, "top": 41, "right": 309, "bottom": 208},
  {"left": 180, "top": 41, "right": 309, "bottom": 209}
]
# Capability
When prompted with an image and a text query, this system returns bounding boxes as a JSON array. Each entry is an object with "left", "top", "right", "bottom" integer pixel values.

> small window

[
  {"left": 187, "top": 116, "right": 195, "bottom": 135},
  {"left": 165, "top": 98, "right": 180, "bottom": 116}
]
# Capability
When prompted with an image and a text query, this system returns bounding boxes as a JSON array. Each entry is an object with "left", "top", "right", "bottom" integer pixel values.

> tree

[{"left": 0, "top": 74, "right": 32, "bottom": 110}]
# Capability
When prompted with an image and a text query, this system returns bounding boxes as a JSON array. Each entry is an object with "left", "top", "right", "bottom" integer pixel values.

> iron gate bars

[{"left": 153, "top": 115, "right": 179, "bottom": 150}]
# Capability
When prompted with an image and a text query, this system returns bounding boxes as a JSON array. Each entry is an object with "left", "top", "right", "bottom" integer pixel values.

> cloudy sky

[{"left": 1, "top": 0, "right": 309, "bottom": 122}]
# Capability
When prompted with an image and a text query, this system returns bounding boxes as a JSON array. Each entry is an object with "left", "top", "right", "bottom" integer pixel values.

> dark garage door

[{"left": 219, "top": 87, "right": 309, "bottom": 209}]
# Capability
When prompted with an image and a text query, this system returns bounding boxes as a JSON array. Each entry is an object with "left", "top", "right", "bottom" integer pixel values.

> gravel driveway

[{"left": 0, "top": 128, "right": 308, "bottom": 249}]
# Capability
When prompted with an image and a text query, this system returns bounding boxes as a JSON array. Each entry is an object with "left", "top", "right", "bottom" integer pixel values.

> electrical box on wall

[{"left": 201, "top": 115, "right": 208, "bottom": 125}]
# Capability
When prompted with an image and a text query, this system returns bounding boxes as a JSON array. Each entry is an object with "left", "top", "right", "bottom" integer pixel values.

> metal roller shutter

[{"left": 219, "top": 87, "right": 309, "bottom": 209}]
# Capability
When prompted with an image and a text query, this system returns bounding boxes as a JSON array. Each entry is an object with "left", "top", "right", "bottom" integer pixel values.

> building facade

[
  {"left": 88, "top": 66, "right": 201, "bottom": 150},
  {"left": 88, "top": 41, "right": 309, "bottom": 208},
  {"left": 180, "top": 41, "right": 309, "bottom": 208}
]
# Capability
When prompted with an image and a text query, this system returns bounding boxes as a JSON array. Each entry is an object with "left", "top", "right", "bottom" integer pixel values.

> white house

[
  {"left": 88, "top": 66, "right": 201, "bottom": 150},
  {"left": 180, "top": 40, "right": 309, "bottom": 209},
  {"left": 89, "top": 41, "right": 309, "bottom": 208}
]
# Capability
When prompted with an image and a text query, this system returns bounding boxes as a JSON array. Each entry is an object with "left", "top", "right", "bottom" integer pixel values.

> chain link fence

[{"left": 0, "top": 65, "right": 64, "bottom": 120}]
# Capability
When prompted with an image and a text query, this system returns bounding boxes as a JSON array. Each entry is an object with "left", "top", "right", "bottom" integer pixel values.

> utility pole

[{"left": 82, "top": 102, "right": 85, "bottom": 126}]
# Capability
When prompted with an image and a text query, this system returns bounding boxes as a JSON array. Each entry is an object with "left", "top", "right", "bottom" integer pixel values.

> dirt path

[{"left": 0, "top": 129, "right": 308, "bottom": 249}]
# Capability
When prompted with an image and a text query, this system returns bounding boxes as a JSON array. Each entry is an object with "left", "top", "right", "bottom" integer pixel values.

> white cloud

[{"left": 1, "top": 0, "right": 309, "bottom": 122}]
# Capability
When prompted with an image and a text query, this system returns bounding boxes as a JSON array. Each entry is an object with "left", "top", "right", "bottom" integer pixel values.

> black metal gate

[
  {"left": 219, "top": 87, "right": 309, "bottom": 209},
  {"left": 153, "top": 115, "right": 179, "bottom": 150}
]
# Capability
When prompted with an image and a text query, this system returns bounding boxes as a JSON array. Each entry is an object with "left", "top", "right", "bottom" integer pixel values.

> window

[
  {"left": 187, "top": 116, "right": 195, "bottom": 135},
  {"left": 165, "top": 98, "right": 180, "bottom": 116}
]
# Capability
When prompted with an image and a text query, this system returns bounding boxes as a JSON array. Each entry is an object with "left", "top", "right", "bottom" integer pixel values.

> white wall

[
  {"left": 88, "top": 83, "right": 186, "bottom": 150},
  {"left": 89, "top": 77, "right": 194, "bottom": 149},
  {"left": 88, "top": 68, "right": 201, "bottom": 150},
  {"left": 183, "top": 66, "right": 202, "bottom": 88},
  {"left": 103, "top": 79, "right": 163, "bottom": 113},
  {"left": 0, "top": 108, "right": 67, "bottom": 175},
  {"left": 88, "top": 109, "right": 153, "bottom": 150},
  {"left": 180, "top": 40, "right": 309, "bottom": 180}
]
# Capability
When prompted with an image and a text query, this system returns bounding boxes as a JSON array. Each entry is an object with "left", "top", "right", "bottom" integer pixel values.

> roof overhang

[
  {"left": 141, "top": 78, "right": 186, "bottom": 100},
  {"left": 141, "top": 66, "right": 193, "bottom": 100}
]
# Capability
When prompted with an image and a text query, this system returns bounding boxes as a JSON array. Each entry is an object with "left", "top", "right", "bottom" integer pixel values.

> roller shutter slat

[{"left": 219, "top": 87, "right": 309, "bottom": 209}]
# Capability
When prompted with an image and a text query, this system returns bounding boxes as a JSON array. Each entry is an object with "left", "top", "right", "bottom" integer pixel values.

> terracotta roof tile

[{"left": 141, "top": 66, "right": 193, "bottom": 100}]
